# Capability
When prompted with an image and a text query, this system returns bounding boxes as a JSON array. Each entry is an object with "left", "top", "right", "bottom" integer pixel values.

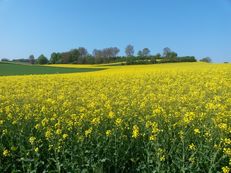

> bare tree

[
  {"left": 93, "top": 47, "right": 120, "bottom": 58},
  {"left": 142, "top": 48, "right": 150, "bottom": 56},
  {"left": 111, "top": 47, "right": 120, "bottom": 57},
  {"left": 93, "top": 49, "right": 102, "bottom": 58},
  {"left": 163, "top": 47, "right": 171, "bottom": 57},
  {"left": 29, "top": 55, "right": 35, "bottom": 64},
  {"left": 78, "top": 47, "right": 88, "bottom": 57},
  {"left": 92, "top": 49, "right": 103, "bottom": 63},
  {"left": 125, "top": 44, "right": 134, "bottom": 56}
]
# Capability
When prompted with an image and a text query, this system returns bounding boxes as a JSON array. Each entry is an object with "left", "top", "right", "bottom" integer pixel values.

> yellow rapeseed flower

[
  {"left": 189, "top": 143, "right": 196, "bottom": 151},
  {"left": 56, "top": 129, "right": 62, "bottom": 135},
  {"left": 85, "top": 128, "right": 92, "bottom": 137},
  {"left": 45, "top": 130, "right": 52, "bottom": 139},
  {"left": 0, "top": 63, "right": 231, "bottom": 171},
  {"left": 3, "top": 149, "right": 10, "bottom": 157},
  {"left": 34, "top": 147, "right": 39, "bottom": 153},
  {"left": 108, "top": 111, "right": 115, "bottom": 119},
  {"left": 62, "top": 134, "right": 68, "bottom": 139},
  {"left": 194, "top": 128, "right": 200, "bottom": 135},
  {"left": 29, "top": 136, "right": 36, "bottom": 145},
  {"left": 222, "top": 166, "right": 230, "bottom": 173},
  {"left": 132, "top": 125, "right": 139, "bottom": 138},
  {"left": 224, "top": 148, "right": 231, "bottom": 156},
  {"left": 115, "top": 118, "right": 122, "bottom": 126},
  {"left": 106, "top": 130, "right": 112, "bottom": 137}
]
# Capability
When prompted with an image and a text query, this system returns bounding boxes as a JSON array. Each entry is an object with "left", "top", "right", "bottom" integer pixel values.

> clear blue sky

[{"left": 0, "top": 0, "right": 231, "bottom": 62}]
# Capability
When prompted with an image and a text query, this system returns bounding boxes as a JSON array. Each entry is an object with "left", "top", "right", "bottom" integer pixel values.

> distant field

[{"left": 0, "top": 62, "right": 104, "bottom": 76}]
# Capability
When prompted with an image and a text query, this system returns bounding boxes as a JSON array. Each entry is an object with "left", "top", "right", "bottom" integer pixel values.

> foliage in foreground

[{"left": 0, "top": 63, "right": 230, "bottom": 172}]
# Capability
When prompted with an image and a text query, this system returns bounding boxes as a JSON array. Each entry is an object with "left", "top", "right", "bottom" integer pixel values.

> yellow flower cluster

[{"left": 132, "top": 125, "right": 139, "bottom": 138}]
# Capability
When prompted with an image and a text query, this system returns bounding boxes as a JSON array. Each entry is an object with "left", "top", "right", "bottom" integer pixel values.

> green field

[{"left": 0, "top": 62, "right": 104, "bottom": 76}]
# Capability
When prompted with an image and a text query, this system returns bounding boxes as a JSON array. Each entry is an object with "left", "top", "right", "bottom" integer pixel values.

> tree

[
  {"left": 111, "top": 47, "right": 120, "bottom": 57},
  {"left": 1, "top": 58, "right": 9, "bottom": 62},
  {"left": 78, "top": 47, "right": 88, "bottom": 57},
  {"left": 162, "top": 47, "right": 178, "bottom": 59},
  {"left": 50, "top": 52, "right": 62, "bottom": 64},
  {"left": 59, "top": 49, "right": 80, "bottom": 64},
  {"left": 29, "top": 55, "right": 35, "bottom": 64},
  {"left": 142, "top": 48, "right": 150, "bottom": 57},
  {"left": 125, "top": 44, "right": 134, "bottom": 57},
  {"left": 37, "top": 54, "right": 48, "bottom": 64},
  {"left": 70, "top": 49, "right": 80, "bottom": 63},
  {"left": 137, "top": 50, "right": 143, "bottom": 57},
  {"left": 151, "top": 53, "right": 161, "bottom": 64},
  {"left": 92, "top": 47, "right": 120, "bottom": 63},
  {"left": 50, "top": 52, "right": 57, "bottom": 64},
  {"left": 137, "top": 48, "right": 150, "bottom": 57},
  {"left": 155, "top": 53, "right": 161, "bottom": 59},
  {"left": 163, "top": 47, "right": 171, "bottom": 57},
  {"left": 168, "top": 52, "right": 178, "bottom": 59},
  {"left": 200, "top": 57, "right": 212, "bottom": 63},
  {"left": 92, "top": 49, "right": 103, "bottom": 64}
]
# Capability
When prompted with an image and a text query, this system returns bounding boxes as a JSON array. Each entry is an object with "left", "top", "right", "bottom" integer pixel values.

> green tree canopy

[{"left": 37, "top": 54, "right": 48, "bottom": 64}]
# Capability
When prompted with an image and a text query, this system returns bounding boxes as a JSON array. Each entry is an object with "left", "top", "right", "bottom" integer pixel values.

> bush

[
  {"left": 1, "top": 58, "right": 10, "bottom": 62},
  {"left": 200, "top": 57, "right": 212, "bottom": 63}
]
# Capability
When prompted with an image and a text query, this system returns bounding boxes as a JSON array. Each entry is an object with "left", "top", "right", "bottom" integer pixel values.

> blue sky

[{"left": 0, "top": 0, "right": 230, "bottom": 62}]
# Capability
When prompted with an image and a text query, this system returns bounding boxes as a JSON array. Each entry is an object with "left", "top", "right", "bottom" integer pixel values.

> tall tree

[
  {"left": 125, "top": 44, "right": 134, "bottom": 57},
  {"left": 163, "top": 47, "right": 171, "bottom": 57},
  {"left": 92, "top": 47, "right": 120, "bottom": 63},
  {"left": 142, "top": 48, "right": 150, "bottom": 57},
  {"left": 60, "top": 52, "right": 70, "bottom": 64},
  {"left": 70, "top": 49, "right": 80, "bottom": 63},
  {"left": 168, "top": 52, "right": 178, "bottom": 59},
  {"left": 111, "top": 47, "right": 120, "bottom": 57},
  {"left": 29, "top": 55, "right": 35, "bottom": 64},
  {"left": 50, "top": 52, "right": 62, "bottom": 64},
  {"left": 78, "top": 47, "right": 88, "bottom": 57},
  {"left": 50, "top": 52, "right": 56, "bottom": 64},
  {"left": 92, "top": 49, "right": 103, "bottom": 64}
]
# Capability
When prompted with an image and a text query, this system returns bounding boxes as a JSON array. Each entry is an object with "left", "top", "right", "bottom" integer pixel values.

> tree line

[{"left": 1, "top": 45, "right": 214, "bottom": 65}]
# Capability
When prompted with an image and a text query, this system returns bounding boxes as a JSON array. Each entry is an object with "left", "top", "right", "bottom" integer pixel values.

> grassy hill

[{"left": 0, "top": 62, "right": 105, "bottom": 76}]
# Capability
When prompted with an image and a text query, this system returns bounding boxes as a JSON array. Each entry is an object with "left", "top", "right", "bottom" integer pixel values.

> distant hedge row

[
  {"left": 2, "top": 46, "right": 209, "bottom": 65},
  {"left": 125, "top": 56, "right": 197, "bottom": 65}
]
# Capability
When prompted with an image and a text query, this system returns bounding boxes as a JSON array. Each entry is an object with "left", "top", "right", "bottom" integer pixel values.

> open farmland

[
  {"left": 0, "top": 63, "right": 230, "bottom": 172},
  {"left": 0, "top": 62, "right": 104, "bottom": 76}
]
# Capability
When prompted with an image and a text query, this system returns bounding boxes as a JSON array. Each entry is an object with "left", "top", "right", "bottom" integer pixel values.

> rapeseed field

[{"left": 0, "top": 63, "right": 230, "bottom": 172}]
